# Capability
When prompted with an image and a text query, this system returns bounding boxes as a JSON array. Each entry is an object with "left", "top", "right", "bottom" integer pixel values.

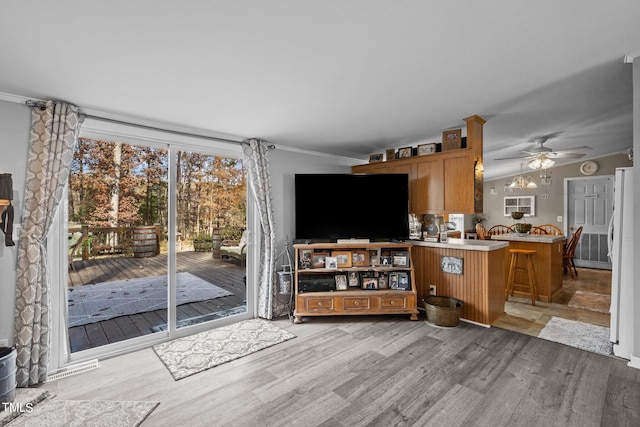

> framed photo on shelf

[
  {"left": 389, "top": 272, "right": 399, "bottom": 289},
  {"left": 361, "top": 276, "right": 379, "bottom": 290},
  {"left": 396, "top": 272, "right": 410, "bottom": 290},
  {"left": 378, "top": 272, "right": 388, "bottom": 289},
  {"left": 312, "top": 251, "right": 330, "bottom": 269},
  {"left": 392, "top": 251, "right": 410, "bottom": 267},
  {"left": 442, "top": 129, "right": 462, "bottom": 151},
  {"left": 417, "top": 143, "right": 437, "bottom": 156},
  {"left": 369, "top": 153, "right": 384, "bottom": 163},
  {"left": 380, "top": 255, "right": 393, "bottom": 267},
  {"left": 335, "top": 274, "right": 348, "bottom": 291},
  {"left": 325, "top": 256, "right": 338, "bottom": 269},
  {"left": 348, "top": 271, "right": 360, "bottom": 288},
  {"left": 386, "top": 149, "right": 396, "bottom": 161},
  {"left": 369, "top": 249, "right": 380, "bottom": 266},
  {"left": 351, "top": 250, "right": 370, "bottom": 267},
  {"left": 299, "top": 249, "right": 313, "bottom": 269},
  {"left": 332, "top": 251, "right": 352, "bottom": 268},
  {"left": 398, "top": 147, "right": 413, "bottom": 158}
]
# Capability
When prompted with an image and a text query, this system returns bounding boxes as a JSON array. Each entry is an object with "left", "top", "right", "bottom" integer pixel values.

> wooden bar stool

[{"left": 506, "top": 249, "right": 538, "bottom": 305}]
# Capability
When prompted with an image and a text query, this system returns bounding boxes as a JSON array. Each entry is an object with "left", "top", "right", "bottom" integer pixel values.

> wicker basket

[{"left": 423, "top": 296, "right": 463, "bottom": 327}]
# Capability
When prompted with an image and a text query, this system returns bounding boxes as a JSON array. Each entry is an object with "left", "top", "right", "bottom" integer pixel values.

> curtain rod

[{"left": 25, "top": 99, "right": 257, "bottom": 147}]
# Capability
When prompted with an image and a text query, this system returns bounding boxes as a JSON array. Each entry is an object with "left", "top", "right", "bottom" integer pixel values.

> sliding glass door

[{"left": 64, "top": 132, "right": 248, "bottom": 358}]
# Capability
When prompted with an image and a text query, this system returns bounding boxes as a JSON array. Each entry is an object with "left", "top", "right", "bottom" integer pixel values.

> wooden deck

[{"left": 68, "top": 252, "right": 246, "bottom": 353}]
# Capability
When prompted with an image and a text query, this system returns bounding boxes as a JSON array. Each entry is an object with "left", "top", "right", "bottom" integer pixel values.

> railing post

[
  {"left": 81, "top": 225, "right": 89, "bottom": 260},
  {"left": 154, "top": 224, "right": 162, "bottom": 255}
]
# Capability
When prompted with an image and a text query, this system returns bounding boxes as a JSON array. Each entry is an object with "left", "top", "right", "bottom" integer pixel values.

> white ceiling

[{"left": 1, "top": 1, "right": 638, "bottom": 180}]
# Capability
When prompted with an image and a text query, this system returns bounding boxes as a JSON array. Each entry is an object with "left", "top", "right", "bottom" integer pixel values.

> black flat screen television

[{"left": 295, "top": 173, "right": 409, "bottom": 242}]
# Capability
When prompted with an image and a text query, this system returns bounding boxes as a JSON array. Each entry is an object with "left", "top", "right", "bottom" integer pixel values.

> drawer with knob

[
  {"left": 343, "top": 297, "right": 371, "bottom": 311},
  {"left": 305, "top": 297, "right": 334, "bottom": 312}
]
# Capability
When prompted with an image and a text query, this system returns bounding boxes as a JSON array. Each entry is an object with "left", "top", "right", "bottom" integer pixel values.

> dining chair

[
  {"left": 537, "top": 223, "right": 563, "bottom": 235},
  {"left": 487, "top": 225, "right": 513, "bottom": 236},
  {"left": 529, "top": 226, "right": 548, "bottom": 235},
  {"left": 563, "top": 226, "right": 583, "bottom": 279},
  {"left": 475, "top": 223, "right": 490, "bottom": 240}
]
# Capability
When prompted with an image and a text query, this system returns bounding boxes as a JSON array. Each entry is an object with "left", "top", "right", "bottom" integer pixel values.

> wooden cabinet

[
  {"left": 293, "top": 242, "right": 419, "bottom": 323},
  {"left": 352, "top": 115, "right": 485, "bottom": 215}
]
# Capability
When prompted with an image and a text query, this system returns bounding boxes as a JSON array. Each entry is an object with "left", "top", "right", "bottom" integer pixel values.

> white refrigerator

[{"left": 608, "top": 167, "right": 634, "bottom": 359}]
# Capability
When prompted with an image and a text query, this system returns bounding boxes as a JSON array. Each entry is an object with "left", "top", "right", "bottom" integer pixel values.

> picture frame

[
  {"left": 392, "top": 251, "right": 410, "bottom": 267},
  {"left": 396, "top": 272, "right": 410, "bottom": 290},
  {"left": 417, "top": 143, "right": 437, "bottom": 156},
  {"left": 348, "top": 271, "right": 360, "bottom": 288},
  {"left": 335, "top": 274, "right": 348, "bottom": 291},
  {"left": 369, "top": 249, "right": 380, "bottom": 266},
  {"left": 351, "top": 250, "right": 370, "bottom": 267},
  {"left": 332, "top": 251, "right": 352, "bottom": 268},
  {"left": 389, "top": 272, "right": 399, "bottom": 289},
  {"left": 380, "top": 255, "right": 393, "bottom": 267},
  {"left": 378, "top": 271, "right": 388, "bottom": 289},
  {"left": 386, "top": 149, "right": 396, "bottom": 161},
  {"left": 398, "top": 147, "right": 413, "bottom": 158},
  {"left": 441, "top": 255, "right": 463, "bottom": 275},
  {"left": 312, "top": 251, "right": 330, "bottom": 269},
  {"left": 325, "top": 256, "right": 338, "bottom": 269},
  {"left": 299, "top": 249, "right": 313, "bottom": 269},
  {"left": 361, "top": 276, "right": 379, "bottom": 290},
  {"left": 442, "top": 129, "right": 462, "bottom": 151},
  {"left": 369, "top": 153, "right": 384, "bottom": 163}
]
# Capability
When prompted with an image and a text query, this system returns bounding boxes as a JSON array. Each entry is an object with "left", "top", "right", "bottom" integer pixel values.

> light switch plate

[{"left": 557, "top": 216, "right": 562, "bottom": 222}]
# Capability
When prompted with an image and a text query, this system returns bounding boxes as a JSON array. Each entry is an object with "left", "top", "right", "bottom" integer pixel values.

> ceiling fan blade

[
  {"left": 493, "top": 155, "right": 532, "bottom": 161},
  {"left": 554, "top": 152, "right": 586, "bottom": 159},
  {"left": 555, "top": 145, "right": 592, "bottom": 152}
]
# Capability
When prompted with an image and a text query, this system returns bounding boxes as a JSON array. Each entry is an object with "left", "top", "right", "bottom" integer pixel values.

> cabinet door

[
  {"left": 415, "top": 158, "right": 444, "bottom": 214},
  {"left": 443, "top": 155, "right": 474, "bottom": 213}
]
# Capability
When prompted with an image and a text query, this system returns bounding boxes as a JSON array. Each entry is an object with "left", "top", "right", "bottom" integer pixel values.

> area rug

[
  {"left": 4, "top": 399, "right": 159, "bottom": 427},
  {"left": 0, "top": 388, "right": 50, "bottom": 426},
  {"left": 153, "top": 318, "right": 296, "bottom": 380},
  {"left": 68, "top": 272, "right": 233, "bottom": 327},
  {"left": 538, "top": 316, "right": 613, "bottom": 356},
  {"left": 567, "top": 290, "right": 611, "bottom": 314}
]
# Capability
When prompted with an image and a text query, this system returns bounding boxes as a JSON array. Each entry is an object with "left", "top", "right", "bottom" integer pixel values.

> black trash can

[{"left": 0, "top": 347, "right": 16, "bottom": 411}]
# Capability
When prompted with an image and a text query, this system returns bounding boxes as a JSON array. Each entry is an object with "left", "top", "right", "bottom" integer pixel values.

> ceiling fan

[{"left": 494, "top": 136, "right": 592, "bottom": 169}]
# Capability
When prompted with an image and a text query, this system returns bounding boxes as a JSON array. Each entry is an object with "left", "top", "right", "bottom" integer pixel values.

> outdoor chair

[{"left": 220, "top": 230, "right": 247, "bottom": 267}]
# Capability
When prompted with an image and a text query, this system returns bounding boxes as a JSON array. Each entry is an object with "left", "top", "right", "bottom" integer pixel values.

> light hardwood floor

[{"left": 39, "top": 307, "right": 640, "bottom": 426}]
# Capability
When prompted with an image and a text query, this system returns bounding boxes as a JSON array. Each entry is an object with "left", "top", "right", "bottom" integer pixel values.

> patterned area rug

[
  {"left": 567, "top": 290, "right": 611, "bottom": 314},
  {"left": 0, "top": 388, "right": 50, "bottom": 426},
  {"left": 153, "top": 318, "right": 296, "bottom": 380},
  {"left": 538, "top": 316, "right": 613, "bottom": 356},
  {"left": 68, "top": 272, "right": 233, "bottom": 327},
  {"left": 4, "top": 399, "right": 159, "bottom": 427}
]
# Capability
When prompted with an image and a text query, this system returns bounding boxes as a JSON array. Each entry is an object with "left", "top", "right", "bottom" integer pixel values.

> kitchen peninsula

[
  {"left": 490, "top": 233, "right": 566, "bottom": 303},
  {"left": 412, "top": 238, "right": 508, "bottom": 325}
]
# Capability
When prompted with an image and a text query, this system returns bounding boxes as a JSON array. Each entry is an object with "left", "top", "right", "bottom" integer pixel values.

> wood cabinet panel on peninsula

[
  {"left": 293, "top": 242, "right": 419, "bottom": 323},
  {"left": 352, "top": 115, "right": 485, "bottom": 215}
]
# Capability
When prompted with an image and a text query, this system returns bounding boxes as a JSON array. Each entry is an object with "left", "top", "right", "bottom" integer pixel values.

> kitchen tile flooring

[{"left": 492, "top": 267, "right": 611, "bottom": 337}]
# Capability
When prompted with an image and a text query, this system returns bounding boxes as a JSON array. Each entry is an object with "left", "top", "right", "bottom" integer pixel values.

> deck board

[{"left": 68, "top": 251, "right": 246, "bottom": 353}]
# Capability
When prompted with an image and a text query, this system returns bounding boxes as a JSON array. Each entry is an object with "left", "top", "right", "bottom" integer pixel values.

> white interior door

[{"left": 565, "top": 175, "right": 614, "bottom": 270}]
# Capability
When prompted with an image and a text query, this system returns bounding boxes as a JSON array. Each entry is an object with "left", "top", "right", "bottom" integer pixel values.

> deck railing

[{"left": 69, "top": 225, "right": 162, "bottom": 260}]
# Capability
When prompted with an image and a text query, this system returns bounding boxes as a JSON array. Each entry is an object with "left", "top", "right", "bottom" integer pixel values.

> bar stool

[{"left": 506, "top": 249, "right": 538, "bottom": 305}]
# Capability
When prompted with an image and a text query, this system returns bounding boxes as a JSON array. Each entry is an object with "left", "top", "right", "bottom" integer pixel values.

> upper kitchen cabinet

[{"left": 352, "top": 115, "right": 485, "bottom": 215}]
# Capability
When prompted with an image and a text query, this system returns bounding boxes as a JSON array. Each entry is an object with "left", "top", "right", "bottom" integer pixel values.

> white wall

[
  {"left": 0, "top": 100, "right": 30, "bottom": 345},
  {"left": 268, "top": 148, "right": 357, "bottom": 257}
]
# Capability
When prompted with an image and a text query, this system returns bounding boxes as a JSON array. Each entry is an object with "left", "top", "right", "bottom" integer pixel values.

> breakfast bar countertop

[
  {"left": 411, "top": 238, "right": 508, "bottom": 251},
  {"left": 490, "top": 233, "right": 566, "bottom": 244}
]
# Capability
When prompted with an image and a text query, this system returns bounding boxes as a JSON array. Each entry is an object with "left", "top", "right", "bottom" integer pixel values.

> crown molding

[
  {"left": 623, "top": 49, "right": 640, "bottom": 63},
  {"left": 0, "top": 91, "right": 32, "bottom": 105}
]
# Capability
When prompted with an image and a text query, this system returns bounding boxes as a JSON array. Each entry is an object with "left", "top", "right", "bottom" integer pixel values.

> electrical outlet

[
  {"left": 0, "top": 339, "right": 8, "bottom": 347},
  {"left": 429, "top": 285, "right": 436, "bottom": 296},
  {"left": 557, "top": 216, "right": 562, "bottom": 222}
]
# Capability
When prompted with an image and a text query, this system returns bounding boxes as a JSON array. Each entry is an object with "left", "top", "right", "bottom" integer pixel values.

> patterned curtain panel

[
  {"left": 14, "top": 101, "right": 80, "bottom": 386},
  {"left": 243, "top": 139, "right": 286, "bottom": 319}
]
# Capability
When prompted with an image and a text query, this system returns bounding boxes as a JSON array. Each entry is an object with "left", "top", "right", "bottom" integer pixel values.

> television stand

[{"left": 293, "top": 242, "right": 418, "bottom": 323}]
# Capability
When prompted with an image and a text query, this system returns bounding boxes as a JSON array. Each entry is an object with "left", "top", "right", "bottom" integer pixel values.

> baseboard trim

[{"left": 628, "top": 355, "right": 640, "bottom": 370}]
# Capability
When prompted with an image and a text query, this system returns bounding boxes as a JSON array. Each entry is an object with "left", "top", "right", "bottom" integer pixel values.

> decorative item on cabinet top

[{"left": 442, "top": 129, "right": 462, "bottom": 151}]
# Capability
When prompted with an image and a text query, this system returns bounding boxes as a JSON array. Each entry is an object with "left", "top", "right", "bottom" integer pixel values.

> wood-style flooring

[
  {"left": 493, "top": 267, "right": 612, "bottom": 338},
  {"left": 40, "top": 313, "right": 640, "bottom": 426},
  {"left": 67, "top": 252, "right": 246, "bottom": 352}
]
